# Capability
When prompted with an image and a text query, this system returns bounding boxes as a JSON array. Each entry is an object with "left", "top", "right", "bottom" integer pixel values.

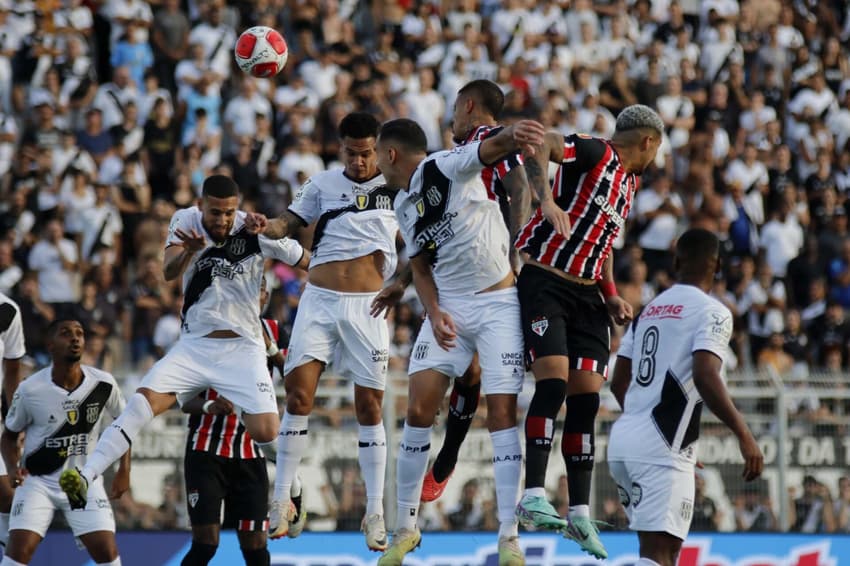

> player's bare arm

[
  {"left": 163, "top": 228, "right": 206, "bottom": 281},
  {"left": 601, "top": 254, "right": 633, "bottom": 325},
  {"left": 610, "top": 356, "right": 631, "bottom": 410},
  {"left": 2, "top": 357, "right": 22, "bottom": 419},
  {"left": 371, "top": 244, "right": 412, "bottom": 319},
  {"left": 0, "top": 427, "right": 24, "bottom": 486},
  {"left": 501, "top": 166, "right": 532, "bottom": 272},
  {"left": 109, "top": 449, "right": 132, "bottom": 500},
  {"left": 478, "top": 120, "right": 545, "bottom": 165},
  {"left": 522, "top": 130, "right": 571, "bottom": 236},
  {"left": 410, "top": 254, "right": 456, "bottom": 351},
  {"left": 258, "top": 210, "right": 305, "bottom": 240},
  {"left": 693, "top": 350, "right": 764, "bottom": 481}
]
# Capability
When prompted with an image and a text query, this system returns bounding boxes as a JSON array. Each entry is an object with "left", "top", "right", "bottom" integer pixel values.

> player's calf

[{"left": 181, "top": 542, "right": 218, "bottom": 566}]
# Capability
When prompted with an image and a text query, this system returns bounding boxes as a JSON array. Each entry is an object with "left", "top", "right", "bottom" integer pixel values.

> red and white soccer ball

[{"left": 234, "top": 26, "right": 289, "bottom": 78}]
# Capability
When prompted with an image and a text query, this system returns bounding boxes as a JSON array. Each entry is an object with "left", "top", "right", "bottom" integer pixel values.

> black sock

[
  {"left": 433, "top": 380, "right": 481, "bottom": 482},
  {"left": 562, "top": 392, "right": 600, "bottom": 507},
  {"left": 524, "top": 378, "right": 567, "bottom": 489},
  {"left": 241, "top": 546, "right": 270, "bottom": 566},
  {"left": 181, "top": 542, "right": 217, "bottom": 566}
]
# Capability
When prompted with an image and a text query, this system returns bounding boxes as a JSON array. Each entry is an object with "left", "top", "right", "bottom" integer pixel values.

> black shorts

[
  {"left": 184, "top": 449, "right": 269, "bottom": 531},
  {"left": 517, "top": 264, "right": 612, "bottom": 377}
]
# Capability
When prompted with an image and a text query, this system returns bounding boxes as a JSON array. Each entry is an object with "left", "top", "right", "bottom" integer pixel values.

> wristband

[
  {"left": 266, "top": 343, "right": 280, "bottom": 357},
  {"left": 600, "top": 281, "right": 618, "bottom": 299},
  {"left": 202, "top": 400, "right": 215, "bottom": 414}
]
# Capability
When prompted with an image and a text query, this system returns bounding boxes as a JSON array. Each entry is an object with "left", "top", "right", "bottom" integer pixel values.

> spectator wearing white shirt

[
  {"left": 103, "top": 0, "right": 152, "bottom": 48},
  {"left": 404, "top": 67, "right": 444, "bottom": 152},
  {"left": 92, "top": 66, "right": 139, "bottom": 130},
  {"left": 0, "top": 111, "right": 17, "bottom": 178},
  {"left": 0, "top": 3, "right": 21, "bottom": 114},
  {"left": 760, "top": 200, "right": 805, "bottom": 279},
  {"left": 0, "top": 241, "right": 21, "bottom": 296},
  {"left": 299, "top": 49, "right": 342, "bottom": 102},
  {"left": 27, "top": 218, "right": 79, "bottom": 316},
  {"left": 59, "top": 169, "right": 96, "bottom": 239},
  {"left": 174, "top": 42, "right": 217, "bottom": 102},
  {"left": 739, "top": 91, "right": 777, "bottom": 141},
  {"left": 656, "top": 75, "right": 695, "bottom": 150},
  {"left": 223, "top": 78, "right": 272, "bottom": 152},
  {"left": 739, "top": 262, "right": 787, "bottom": 361},
  {"left": 634, "top": 176, "right": 683, "bottom": 279},
  {"left": 726, "top": 143, "right": 769, "bottom": 195},
  {"left": 187, "top": 0, "right": 236, "bottom": 80},
  {"left": 80, "top": 182, "right": 123, "bottom": 266},
  {"left": 277, "top": 135, "right": 324, "bottom": 190},
  {"left": 275, "top": 74, "right": 319, "bottom": 135}
]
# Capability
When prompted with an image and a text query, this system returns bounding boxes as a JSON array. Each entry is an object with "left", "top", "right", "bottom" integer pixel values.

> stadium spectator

[{"left": 790, "top": 475, "right": 836, "bottom": 533}]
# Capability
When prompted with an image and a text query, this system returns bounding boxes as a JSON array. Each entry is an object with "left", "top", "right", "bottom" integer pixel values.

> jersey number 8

[{"left": 636, "top": 325, "right": 659, "bottom": 386}]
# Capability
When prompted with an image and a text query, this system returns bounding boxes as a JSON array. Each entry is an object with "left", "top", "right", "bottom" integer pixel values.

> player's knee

[
  {"left": 405, "top": 402, "right": 437, "bottom": 428},
  {"left": 284, "top": 386, "right": 315, "bottom": 415},
  {"left": 191, "top": 525, "right": 220, "bottom": 546},
  {"left": 240, "top": 545, "right": 270, "bottom": 566},
  {"left": 484, "top": 399, "right": 516, "bottom": 431},
  {"left": 87, "top": 538, "right": 119, "bottom": 563},
  {"left": 181, "top": 542, "right": 218, "bottom": 566},
  {"left": 458, "top": 363, "right": 481, "bottom": 386}
]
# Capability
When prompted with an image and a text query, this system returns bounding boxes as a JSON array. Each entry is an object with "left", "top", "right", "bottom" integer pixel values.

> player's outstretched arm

[
  {"left": 479, "top": 120, "right": 546, "bottom": 166},
  {"left": 371, "top": 261, "right": 412, "bottom": 319},
  {"left": 261, "top": 210, "right": 305, "bottom": 240},
  {"left": 693, "top": 351, "right": 764, "bottom": 481},
  {"left": 500, "top": 166, "right": 532, "bottom": 272},
  {"left": 163, "top": 228, "right": 206, "bottom": 281},
  {"left": 601, "top": 254, "right": 633, "bottom": 325},
  {"left": 522, "top": 131, "right": 571, "bottom": 236}
]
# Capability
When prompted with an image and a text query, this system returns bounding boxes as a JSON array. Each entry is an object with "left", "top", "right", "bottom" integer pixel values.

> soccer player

[
  {"left": 608, "top": 228, "right": 764, "bottom": 566},
  {"left": 0, "top": 319, "right": 128, "bottom": 566},
  {"left": 59, "top": 175, "right": 308, "bottom": 513},
  {"left": 372, "top": 80, "right": 567, "bottom": 504},
  {"left": 178, "top": 278, "right": 300, "bottom": 566},
  {"left": 374, "top": 117, "right": 545, "bottom": 566},
  {"left": 254, "top": 113, "right": 397, "bottom": 548},
  {"left": 514, "top": 104, "right": 664, "bottom": 559},
  {"left": 0, "top": 292, "right": 25, "bottom": 548}
]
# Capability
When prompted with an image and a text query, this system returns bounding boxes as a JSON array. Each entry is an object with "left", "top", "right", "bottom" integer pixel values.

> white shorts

[
  {"left": 608, "top": 459, "right": 695, "bottom": 540},
  {"left": 408, "top": 287, "right": 524, "bottom": 395},
  {"left": 142, "top": 336, "right": 277, "bottom": 415},
  {"left": 10, "top": 475, "right": 114, "bottom": 538},
  {"left": 284, "top": 284, "right": 389, "bottom": 390}
]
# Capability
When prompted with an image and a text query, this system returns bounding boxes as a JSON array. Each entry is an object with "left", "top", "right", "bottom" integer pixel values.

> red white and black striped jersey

[
  {"left": 186, "top": 318, "right": 287, "bottom": 458},
  {"left": 463, "top": 125, "right": 523, "bottom": 231},
  {"left": 516, "top": 133, "right": 640, "bottom": 280}
]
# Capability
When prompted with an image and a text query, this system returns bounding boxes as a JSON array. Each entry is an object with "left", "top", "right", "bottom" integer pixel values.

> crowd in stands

[{"left": 1, "top": 0, "right": 850, "bottom": 533}]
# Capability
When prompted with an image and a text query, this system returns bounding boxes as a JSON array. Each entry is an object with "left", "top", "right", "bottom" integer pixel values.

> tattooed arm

[{"left": 522, "top": 131, "right": 571, "bottom": 235}]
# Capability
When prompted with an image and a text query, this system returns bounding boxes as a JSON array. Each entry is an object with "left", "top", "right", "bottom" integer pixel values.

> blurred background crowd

[{"left": 1, "top": 0, "right": 850, "bottom": 534}]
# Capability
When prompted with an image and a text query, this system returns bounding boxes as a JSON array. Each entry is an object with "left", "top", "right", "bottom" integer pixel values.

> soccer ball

[{"left": 234, "top": 26, "right": 288, "bottom": 78}]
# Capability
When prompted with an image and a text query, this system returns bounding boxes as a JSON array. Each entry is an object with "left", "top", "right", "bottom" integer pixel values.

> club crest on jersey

[
  {"left": 86, "top": 404, "right": 100, "bottom": 424},
  {"left": 426, "top": 186, "right": 442, "bottom": 206},
  {"left": 229, "top": 238, "right": 246, "bottom": 256},
  {"left": 62, "top": 400, "right": 79, "bottom": 425},
  {"left": 415, "top": 198, "right": 425, "bottom": 217},
  {"left": 356, "top": 194, "right": 369, "bottom": 210},
  {"left": 531, "top": 317, "right": 549, "bottom": 336},
  {"left": 189, "top": 490, "right": 199, "bottom": 508}
]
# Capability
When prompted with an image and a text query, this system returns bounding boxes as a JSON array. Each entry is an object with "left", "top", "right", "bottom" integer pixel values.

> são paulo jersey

[
  {"left": 166, "top": 207, "right": 304, "bottom": 344},
  {"left": 395, "top": 142, "right": 512, "bottom": 295},
  {"left": 608, "top": 284, "right": 733, "bottom": 470},
  {"left": 288, "top": 169, "right": 398, "bottom": 280},
  {"left": 6, "top": 365, "right": 124, "bottom": 488}
]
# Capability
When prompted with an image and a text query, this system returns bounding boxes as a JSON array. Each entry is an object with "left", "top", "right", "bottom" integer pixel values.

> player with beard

[
  {"left": 1, "top": 320, "right": 128, "bottom": 566},
  {"left": 59, "top": 176, "right": 308, "bottom": 519},
  {"left": 514, "top": 105, "right": 664, "bottom": 559}
]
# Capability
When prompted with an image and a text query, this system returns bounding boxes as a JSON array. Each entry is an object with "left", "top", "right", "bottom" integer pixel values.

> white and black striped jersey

[
  {"left": 395, "top": 141, "right": 512, "bottom": 295},
  {"left": 166, "top": 207, "right": 304, "bottom": 344},
  {"left": 0, "top": 293, "right": 25, "bottom": 387},
  {"left": 608, "top": 284, "right": 733, "bottom": 470},
  {"left": 288, "top": 169, "right": 398, "bottom": 280},
  {"left": 463, "top": 125, "right": 523, "bottom": 231},
  {"left": 516, "top": 134, "right": 640, "bottom": 280},
  {"left": 5, "top": 366, "right": 124, "bottom": 488}
]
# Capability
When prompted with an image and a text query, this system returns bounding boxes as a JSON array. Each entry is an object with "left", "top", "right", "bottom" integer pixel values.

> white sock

[
  {"left": 491, "top": 427, "right": 521, "bottom": 538},
  {"left": 0, "top": 511, "right": 9, "bottom": 547},
  {"left": 358, "top": 422, "right": 387, "bottom": 516},
  {"left": 569, "top": 504, "right": 590, "bottom": 518},
  {"left": 83, "top": 393, "right": 153, "bottom": 481},
  {"left": 291, "top": 472, "right": 302, "bottom": 498},
  {"left": 273, "top": 411, "right": 308, "bottom": 501},
  {"left": 636, "top": 559, "right": 662, "bottom": 566},
  {"left": 1, "top": 556, "right": 26, "bottom": 565},
  {"left": 395, "top": 423, "right": 431, "bottom": 531},
  {"left": 96, "top": 559, "right": 122, "bottom": 566},
  {"left": 524, "top": 487, "right": 546, "bottom": 498}
]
